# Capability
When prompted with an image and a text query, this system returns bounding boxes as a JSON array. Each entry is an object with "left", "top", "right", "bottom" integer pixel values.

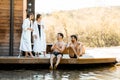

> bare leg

[
  {"left": 50, "top": 54, "right": 55, "bottom": 70},
  {"left": 77, "top": 46, "right": 85, "bottom": 56},
  {"left": 29, "top": 52, "right": 34, "bottom": 58},
  {"left": 43, "top": 51, "right": 46, "bottom": 57},
  {"left": 54, "top": 54, "right": 62, "bottom": 69},
  {"left": 68, "top": 47, "right": 75, "bottom": 58},
  {"left": 68, "top": 47, "right": 79, "bottom": 58},
  {"left": 25, "top": 52, "right": 29, "bottom": 57},
  {"left": 37, "top": 52, "right": 39, "bottom": 57},
  {"left": 35, "top": 52, "right": 39, "bottom": 57}
]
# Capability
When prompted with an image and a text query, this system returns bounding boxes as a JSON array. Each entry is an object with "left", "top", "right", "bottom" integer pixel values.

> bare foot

[
  {"left": 25, "top": 55, "right": 29, "bottom": 58},
  {"left": 49, "top": 66, "right": 53, "bottom": 70},
  {"left": 54, "top": 65, "right": 58, "bottom": 70},
  {"left": 29, "top": 55, "right": 34, "bottom": 58}
]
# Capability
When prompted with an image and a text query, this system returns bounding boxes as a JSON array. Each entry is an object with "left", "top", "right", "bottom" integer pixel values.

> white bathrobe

[
  {"left": 19, "top": 18, "right": 33, "bottom": 52},
  {"left": 33, "top": 21, "right": 46, "bottom": 53}
]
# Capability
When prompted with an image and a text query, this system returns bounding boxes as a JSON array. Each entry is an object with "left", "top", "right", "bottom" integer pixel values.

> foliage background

[{"left": 43, "top": 7, "right": 120, "bottom": 47}]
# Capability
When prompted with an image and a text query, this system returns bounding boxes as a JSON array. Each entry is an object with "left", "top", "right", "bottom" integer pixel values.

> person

[
  {"left": 19, "top": 13, "right": 34, "bottom": 58},
  {"left": 67, "top": 35, "right": 85, "bottom": 59},
  {"left": 50, "top": 33, "right": 65, "bottom": 70},
  {"left": 33, "top": 14, "right": 46, "bottom": 57}
]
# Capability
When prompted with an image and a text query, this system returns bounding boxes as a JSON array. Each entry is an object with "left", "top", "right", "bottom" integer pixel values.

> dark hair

[
  {"left": 27, "top": 13, "right": 33, "bottom": 18},
  {"left": 58, "top": 33, "right": 64, "bottom": 38},
  {"left": 36, "top": 14, "right": 42, "bottom": 20},
  {"left": 71, "top": 35, "right": 78, "bottom": 40}
]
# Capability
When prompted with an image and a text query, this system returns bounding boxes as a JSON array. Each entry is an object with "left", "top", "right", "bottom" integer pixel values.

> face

[
  {"left": 57, "top": 34, "right": 62, "bottom": 40},
  {"left": 30, "top": 14, "right": 34, "bottom": 20},
  {"left": 71, "top": 37, "right": 76, "bottom": 42},
  {"left": 38, "top": 16, "right": 42, "bottom": 22}
]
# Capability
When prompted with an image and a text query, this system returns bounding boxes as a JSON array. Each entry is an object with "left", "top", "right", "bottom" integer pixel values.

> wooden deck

[{"left": 0, "top": 54, "right": 117, "bottom": 64}]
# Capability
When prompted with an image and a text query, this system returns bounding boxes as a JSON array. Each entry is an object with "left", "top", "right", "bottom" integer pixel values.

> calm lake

[
  {"left": 0, "top": 47, "right": 120, "bottom": 80},
  {"left": 0, "top": 65, "right": 120, "bottom": 80}
]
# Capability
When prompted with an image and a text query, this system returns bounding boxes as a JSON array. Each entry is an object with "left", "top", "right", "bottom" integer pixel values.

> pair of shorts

[
  {"left": 69, "top": 54, "right": 77, "bottom": 58},
  {"left": 70, "top": 54, "right": 82, "bottom": 58},
  {"left": 52, "top": 52, "right": 63, "bottom": 57}
]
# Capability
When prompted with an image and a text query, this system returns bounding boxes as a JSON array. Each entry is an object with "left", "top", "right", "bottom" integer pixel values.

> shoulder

[
  {"left": 62, "top": 42, "right": 66, "bottom": 46},
  {"left": 78, "top": 42, "right": 83, "bottom": 46},
  {"left": 23, "top": 18, "right": 29, "bottom": 23},
  {"left": 53, "top": 42, "right": 58, "bottom": 45},
  {"left": 40, "top": 21, "right": 45, "bottom": 25},
  {"left": 25, "top": 18, "right": 29, "bottom": 21},
  {"left": 34, "top": 21, "right": 37, "bottom": 24}
]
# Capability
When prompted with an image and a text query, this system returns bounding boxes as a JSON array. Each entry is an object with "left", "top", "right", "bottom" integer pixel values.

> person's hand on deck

[{"left": 77, "top": 56, "right": 80, "bottom": 59}]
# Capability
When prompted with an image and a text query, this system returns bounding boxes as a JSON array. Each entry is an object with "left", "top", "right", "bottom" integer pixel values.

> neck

[
  {"left": 72, "top": 40, "right": 77, "bottom": 44},
  {"left": 28, "top": 18, "right": 31, "bottom": 21},
  {"left": 37, "top": 20, "right": 41, "bottom": 24},
  {"left": 58, "top": 39, "right": 63, "bottom": 42}
]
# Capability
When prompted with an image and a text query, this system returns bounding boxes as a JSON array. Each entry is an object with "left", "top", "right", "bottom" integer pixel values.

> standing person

[
  {"left": 33, "top": 14, "right": 46, "bottom": 57},
  {"left": 67, "top": 35, "right": 85, "bottom": 59},
  {"left": 50, "top": 33, "right": 65, "bottom": 70},
  {"left": 19, "top": 13, "right": 34, "bottom": 58}
]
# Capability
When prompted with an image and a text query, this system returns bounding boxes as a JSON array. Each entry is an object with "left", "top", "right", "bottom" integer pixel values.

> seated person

[
  {"left": 49, "top": 33, "right": 65, "bottom": 70},
  {"left": 67, "top": 35, "right": 85, "bottom": 59}
]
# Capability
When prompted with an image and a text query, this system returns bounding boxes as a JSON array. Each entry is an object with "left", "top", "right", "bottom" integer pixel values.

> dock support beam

[{"left": 9, "top": 0, "right": 14, "bottom": 56}]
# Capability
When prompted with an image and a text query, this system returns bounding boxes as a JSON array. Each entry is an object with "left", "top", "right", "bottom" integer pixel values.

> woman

[
  {"left": 19, "top": 13, "right": 34, "bottom": 58},
  {"left": 33, "top": 14, "right": 46, "bottom": 57}
]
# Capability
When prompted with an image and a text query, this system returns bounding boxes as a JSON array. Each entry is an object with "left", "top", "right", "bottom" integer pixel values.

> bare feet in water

[
  {"left": 54, "top": 65, "right": 58, "bottom": 70},
  {"left": 49, "top": 66, "right": 53, "bottom": 70}
]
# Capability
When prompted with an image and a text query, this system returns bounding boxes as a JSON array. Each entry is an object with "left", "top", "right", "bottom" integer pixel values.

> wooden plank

[
  {"left": 0, "top": 23, "right": 9, "bottom": 26},
  {"left": 0, "top": 57, "right": 116, "bottom": 64},
  {"left": 13, "top": 0, "right": 23, "bottom": 55},
  {"left": 0, "top": 0, "right": 23, "bottom": 56}
]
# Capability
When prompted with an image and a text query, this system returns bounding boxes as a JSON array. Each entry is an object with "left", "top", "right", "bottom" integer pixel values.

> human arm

[
  {"left": 51, "top": 43, "right": 56, "bottom": 51},
  {"left": 55, "top": 43, "right": 66, "bottom": 53},
  {"left": 22, "top": 19, "right": 33, "bottom": 31}
]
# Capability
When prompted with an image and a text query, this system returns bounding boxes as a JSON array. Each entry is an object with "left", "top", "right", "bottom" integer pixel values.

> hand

[
  {"left": 42, "top": 25, "right": 44, "bottom": 29},
  {"left": 30, "top": 28, "right": 34, "bottom": 32},
  {"left": 34, "top": 35, "right": 37, "bottom": 39},
  {"left": 70, "top": 44, "right": 74, "bottom": 48},
  {"left": 54, "top": 44, "right": 57, "bottom": 49},
  {"left": 77, "top": 57, "right": 80, "bottom": 59},
  {"left": 27, "top": 28, "right": 33, "bottom": 31}
]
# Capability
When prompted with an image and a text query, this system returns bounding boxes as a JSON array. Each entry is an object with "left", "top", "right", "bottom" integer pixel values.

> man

[
  {"left": 67, "top": 35, "right": 85, "bottom": 59},
  {"left": 50, "top": 33, "right": 65, "bottom": 70}
]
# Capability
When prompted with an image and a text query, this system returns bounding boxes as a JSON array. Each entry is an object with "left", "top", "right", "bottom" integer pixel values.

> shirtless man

[
  {"left": 50, "top": 33, "right": 65, "bottom": 70},
  {"left": 67, "top": 35, "right": 85, "bottom": 59}
]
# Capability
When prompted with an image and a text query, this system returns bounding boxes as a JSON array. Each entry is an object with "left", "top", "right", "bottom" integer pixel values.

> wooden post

[{"left": 9, "top": 0, "right": 14, "bottom": 56}]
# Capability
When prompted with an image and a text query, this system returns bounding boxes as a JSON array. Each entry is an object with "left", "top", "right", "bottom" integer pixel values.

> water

[
  {"left": 0, "top": 47, "right": 120, "bottom": 80},
  {"left": 0, "top": 66, "right": 120, "bottom": 80}
]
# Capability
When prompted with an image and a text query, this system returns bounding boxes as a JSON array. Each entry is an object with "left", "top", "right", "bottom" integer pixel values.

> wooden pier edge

[{"left": 0, "top": 57, "right": 117, "bottom": 64}]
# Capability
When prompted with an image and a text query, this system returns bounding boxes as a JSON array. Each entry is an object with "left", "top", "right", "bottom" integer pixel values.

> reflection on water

[{"left": 0, "top": 66, "right": 120, "bottom": 80}]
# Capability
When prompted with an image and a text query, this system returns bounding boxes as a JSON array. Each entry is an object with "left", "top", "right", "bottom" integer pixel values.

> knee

[
  {"left": 57, "top": 55, "right": 62, "bottom": 59},
  {"left": 50, "top": 55, "right": 55, "bottom": 59}
]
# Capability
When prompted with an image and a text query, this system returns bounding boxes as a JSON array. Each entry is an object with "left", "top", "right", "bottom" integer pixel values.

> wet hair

[
  {"left": 36, "top": 14, "right": 42, "bottom": 20},
  {"left": 71, "top": 35, "right": 78, "bottom": 41},
  {"left": 58, "top": 33, "right": 64, "bottom": 38},
  {"left": 27, "top": 13, "right": 33, "bottom": 18}
]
